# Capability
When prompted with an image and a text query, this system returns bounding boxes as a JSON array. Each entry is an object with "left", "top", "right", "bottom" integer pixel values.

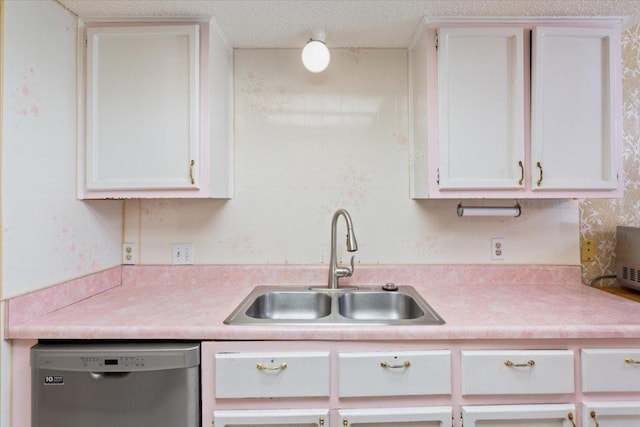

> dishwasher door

[{"left": 31, "top": 342, "right": 200, "bottom": 427}]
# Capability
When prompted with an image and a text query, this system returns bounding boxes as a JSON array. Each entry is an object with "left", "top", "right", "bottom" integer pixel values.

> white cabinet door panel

[
  {"left": 214, "top": 409, "right": 329, "bottom": 427},
  {"left": 531, "top": 26, "right": 618, "bottom": 190},
  {"left": 437, "top": 27, "right": 525, "bottom": 190},
  {"left": 339, "top": 407, "right": 452, "bottom": 427},
  {"left": 86, "top": 25, "right": 200, "bottom": 190},
  {"left": 582, "top": 402, "right": 640, "bottom": 427},
  {"left": 463, "top": 404, "right": 577, "bottom": 427}
]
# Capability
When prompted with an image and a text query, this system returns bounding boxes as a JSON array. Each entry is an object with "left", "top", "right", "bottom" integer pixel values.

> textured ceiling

[{"left": 57, "top": 0, "right": 640, "bottom": 48}]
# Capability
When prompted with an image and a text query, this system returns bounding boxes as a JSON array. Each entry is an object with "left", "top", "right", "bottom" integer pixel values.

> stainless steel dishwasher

[{"left": 31, "top": 342, "right": 200, "bottom": 427}]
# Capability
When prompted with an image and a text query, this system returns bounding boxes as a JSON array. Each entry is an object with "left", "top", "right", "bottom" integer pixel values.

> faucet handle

[{"left": 347, "top": 255, "right": 356, "bottom": 277}]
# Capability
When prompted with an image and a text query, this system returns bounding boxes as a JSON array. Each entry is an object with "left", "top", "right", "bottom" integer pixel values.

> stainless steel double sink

[{"left": 224, "top": 285, "right": 445, "bottom": 326}]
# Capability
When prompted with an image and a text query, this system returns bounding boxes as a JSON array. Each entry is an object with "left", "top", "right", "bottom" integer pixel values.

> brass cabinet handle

[
  {"left": 319, "top": 417, "right": 324, "bottom": 427},
  {"left": 256, "top": 362, "right": 287, "bottom": 371},
  {"left": 343, "top": 418, "right": 348, "bottom": 427},
  {"left": 625, "top": 358, "right": 640, "bottom": 364},
  {"left": 504, "top": 359, "right": 535, "bottom": 368},
  {"left": 536, "top": 161, "right": 543, "bottom": 186},
  {"left": 590, "top": 410, "right": 600, "bottom": 427},
  {"left": 380, "top": 360, "right": 411, "bottom": 369},
  {"left": 567, "top": 412, "right": 577, "bottom": 427},
  {"left": 518, "top": 160, "right": 524, "bottom": 186},
  {"left": 189, "top": 159, "right": 195, "bottom": 185}
]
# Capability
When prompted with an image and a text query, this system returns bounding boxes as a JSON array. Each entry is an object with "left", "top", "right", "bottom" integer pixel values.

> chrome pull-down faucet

[{"left": 328, "top": 209, "right": 358, "bottom": 289}]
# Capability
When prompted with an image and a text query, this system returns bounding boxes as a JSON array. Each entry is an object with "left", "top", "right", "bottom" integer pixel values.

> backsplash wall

[
  {"left": 126, "top": 48, "right": 579, "bottom": 266},
  {"left": 580, "top": 24, "right": 640, "bottom": 284}
]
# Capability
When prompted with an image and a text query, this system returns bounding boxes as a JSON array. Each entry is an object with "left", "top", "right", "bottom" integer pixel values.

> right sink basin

[
  {"left": 224, "top": 285, "right": 445, "bottom": 326},
  {"left": 338, "top": 291, "right": 427, "bottom": 320}
]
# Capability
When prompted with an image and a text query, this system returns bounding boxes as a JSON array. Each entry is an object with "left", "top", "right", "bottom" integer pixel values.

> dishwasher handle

[{"left": 90, "top": 372, "right": 132, "bottom": 380}]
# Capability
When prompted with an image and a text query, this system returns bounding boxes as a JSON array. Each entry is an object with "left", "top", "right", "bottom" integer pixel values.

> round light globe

[{"left": 301, "top": 40, "right": 330, "bottom": 73}]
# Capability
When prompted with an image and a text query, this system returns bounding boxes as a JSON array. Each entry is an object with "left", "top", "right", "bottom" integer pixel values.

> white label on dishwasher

[{"left": 44, "top": 375, "right": 64, "bottom": 385}]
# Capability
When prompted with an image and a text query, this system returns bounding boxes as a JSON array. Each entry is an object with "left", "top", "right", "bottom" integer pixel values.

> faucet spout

[{"left": 328, "top": 209, "right": 358, "bottom": 289}]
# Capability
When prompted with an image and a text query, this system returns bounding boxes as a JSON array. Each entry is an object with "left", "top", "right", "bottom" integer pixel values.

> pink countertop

[{"left": 6, "top": 265, "right": 640, "bottom": 341}]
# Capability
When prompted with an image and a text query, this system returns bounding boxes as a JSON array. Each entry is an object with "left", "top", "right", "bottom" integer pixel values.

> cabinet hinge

[
  {"left": 435, "top": 32, "right": 439, "bottom": 50},
  {"left": 436, "top": 167, "right": 440, "bottom": 185}
]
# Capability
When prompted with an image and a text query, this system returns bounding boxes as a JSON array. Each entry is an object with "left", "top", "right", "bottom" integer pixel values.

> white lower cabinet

[
  {"left": 339, "top": 407, "right": 452, "bottom": 427},
  {"left": 462, "top": 404, "right": 577, "bottom": 427},
  {"left": 582, "top": 402, "right": 640, "bottom": 427},
  {"left": 214, "top": 409, "right": 329, "bottom": 427}
]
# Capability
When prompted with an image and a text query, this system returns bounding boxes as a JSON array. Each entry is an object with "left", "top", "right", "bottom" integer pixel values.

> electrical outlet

[
  {"left": 491, "top": 238, "right": 505, "bottom": 261},
  {"left": 581, "top": 239, "right": 595, "bottom": 262},
  {"left": 122, "top": 243, "right": 137, "bottom": 265},
  {"left": 172, "top": 243, "right": 193, "bottom": 265}
]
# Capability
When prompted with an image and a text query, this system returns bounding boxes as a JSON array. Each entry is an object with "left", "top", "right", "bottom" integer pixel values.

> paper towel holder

[{"left": 457, "top": 202, "right": 522, "bottom": 217}]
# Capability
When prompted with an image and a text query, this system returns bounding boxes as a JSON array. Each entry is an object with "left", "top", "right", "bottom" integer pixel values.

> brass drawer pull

[
  {"left": 518, "top": 160, "right": 524, "bottom": 186},
  {"left": 625, "top": 358, "right": 640, "bottom": 364},
  {"left": 319, "top": 417, "right": 325, "bottom": 427},
  {"left": 590, "top": 410, "right": 600, "bottom": 427},
  {"left": 189, "top": 159, "right": 195, "bottom": 184},
  {"left": 343, "top": 418, "right": 348, "bottom": 427},
  {"left": 568, "top": 412, "right": 576, "bottom": 427},
  {"left": 256, "top": 362, "right": 287, "bottom": 371},
  {"left": 380, "top": 360, "right": 411, "bottom": 369},
  {"left": 504, "top": 359, "right": 535, "bottom": 368},
  {"left": 536, "top": 161, "right": 543, "bottom": 186}
]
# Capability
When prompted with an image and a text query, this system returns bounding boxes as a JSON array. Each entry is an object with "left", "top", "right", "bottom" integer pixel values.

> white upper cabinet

[
  {"left": 78, "top": 21, "right": 233, "bottom": 199},
  {"left": 531, "top": 26, "right": 618, "bottom": 191},
  {"left": 437, "top": 27, "right": 525, "bottom": 190},
  {"left": 86, "top": 25, "right": 200, "bottom": 192},
  {"left": 409, "top": 18, "right": 622, "bottom": 199}
]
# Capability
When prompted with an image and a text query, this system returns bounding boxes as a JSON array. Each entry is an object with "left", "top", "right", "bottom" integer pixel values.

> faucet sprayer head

[{"left": 346, "top": 228, "right": 358, "bottom": 252}]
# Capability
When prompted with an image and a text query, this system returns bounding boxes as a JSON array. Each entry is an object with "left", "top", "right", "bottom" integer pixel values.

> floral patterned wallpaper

[{"left": 580, "top": 24, "right": 640, "bottom": 284}]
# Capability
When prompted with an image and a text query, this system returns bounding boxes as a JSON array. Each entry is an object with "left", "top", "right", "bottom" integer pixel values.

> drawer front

[
  {"left": 215, "top": 352, "right": 330, "bottom": 398},
  {"left": 338, "top": 350, "right": 451, "bottom": 397},
  {"left": 461, "top": 350, "right": 574, "bottom": 395},
  {"left": 582, "top": 348, "right": 640, "bottom": 392}
]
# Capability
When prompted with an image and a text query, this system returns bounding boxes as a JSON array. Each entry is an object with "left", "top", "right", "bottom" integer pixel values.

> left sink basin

[{"left": 245, "top": 291, "right": 332, "bottom": 320}]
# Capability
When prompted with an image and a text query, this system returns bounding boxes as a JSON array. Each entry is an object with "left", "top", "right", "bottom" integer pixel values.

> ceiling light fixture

[{"left": 302, "top": 29, "right": 330, "bottom": 73}]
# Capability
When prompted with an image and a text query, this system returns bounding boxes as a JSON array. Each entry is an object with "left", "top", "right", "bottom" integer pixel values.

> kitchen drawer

[
  {"left": 338, "top": 350, "right": 451, "bottom": 397},
  {"left": 582, "top": 348, "right": 640, "bottom": 392},
  {"left": 214, "top": 352, "right": 330, "bottom": 398},
  {"left": 461, "top": 350, "right": 574, "bottom": 395}
]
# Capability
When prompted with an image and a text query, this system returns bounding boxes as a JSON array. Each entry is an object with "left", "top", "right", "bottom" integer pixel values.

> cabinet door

[
  {"left": 86, "top": 25, "right": 200, "bottom": 190},
  {"left": 214, "top": 409, "right": 329, "bottom": 427},
  {"left": 531, "top": 27, "right": 618, "bottom": 190},
  {"left": 437, "top": 27, "right": 525, "bottom": 190},
  {"left": 463, "top": 404, "right": 577, "bottom": 427},
  {"left": 583, "top": 402, "right": 640, "bottom": 427},
  {"left": 339, "top": 407, "right": 452, "bottom": 427}
]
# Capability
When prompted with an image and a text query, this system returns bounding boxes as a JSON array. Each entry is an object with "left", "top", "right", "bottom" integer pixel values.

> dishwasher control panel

[
  {"left": 31, "top": 342, "right": 201, "bottom": 372},
  {"left": 79, "top": 356, "right": 147, "bottom": 369}
]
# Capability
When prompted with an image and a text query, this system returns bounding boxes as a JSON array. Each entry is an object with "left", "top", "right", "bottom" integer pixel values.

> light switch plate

[{"left": 172, "top": 243, "right": 193, "bottom": 265}]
